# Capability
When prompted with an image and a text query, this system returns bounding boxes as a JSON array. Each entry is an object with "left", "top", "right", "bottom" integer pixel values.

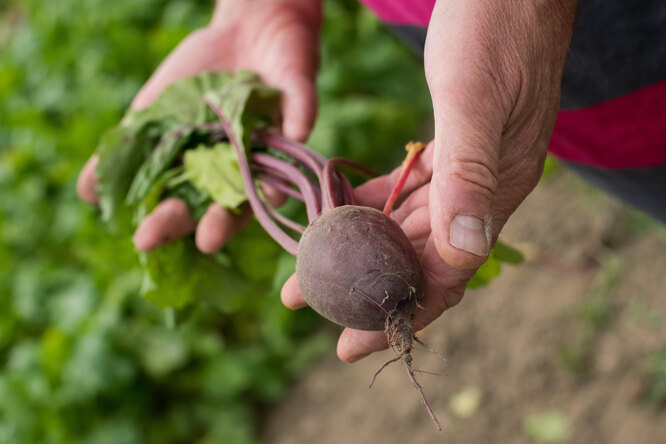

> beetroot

[
  {"left": 296, "top": 205, "right": 423, "bottom": 332},
  {"left": 297, "top": 205, "right": 440, "bottom": 429}
]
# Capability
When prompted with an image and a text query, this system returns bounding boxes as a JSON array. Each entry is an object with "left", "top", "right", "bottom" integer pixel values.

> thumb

[{"left": 429, "top": 88, "right": 503, "bottom": 269}]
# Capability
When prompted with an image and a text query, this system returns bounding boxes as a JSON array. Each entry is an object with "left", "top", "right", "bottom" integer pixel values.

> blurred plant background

[{"left": 0, "top": 0, "right": 431, "bottom": 442}]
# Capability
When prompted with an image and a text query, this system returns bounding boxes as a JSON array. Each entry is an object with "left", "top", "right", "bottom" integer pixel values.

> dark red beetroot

[
  {"left": 296, "top": 205, "right": 423, "bottom": 332},
  {"left": 297, "top": 205, "right": 441, "bottom": 430}
]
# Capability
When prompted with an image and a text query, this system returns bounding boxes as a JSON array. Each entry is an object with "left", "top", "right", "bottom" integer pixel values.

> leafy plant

[
  {"left": 0, "top": 0, "right": 434, "bottom": 443},
  {"left": 467, "top": 240, "right": 525, "bottom": 289}
]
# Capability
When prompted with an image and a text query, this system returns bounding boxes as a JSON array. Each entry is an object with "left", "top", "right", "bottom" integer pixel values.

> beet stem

[
  {"left": 322, "top": 159, "right": 340, "bottom": 210},
  {"left": 252, "top": 153, "right": 321, "bottom": 221},
  {"left": 258, "top": 130, "right": 326, "bottom": 180},
  {"left": 263, "top": 202, "right": 306, "bottom": 234},
  {"left": 205, "top": 98, "right": 299, "bottom": 255},
  {"left": 383, "top": 141, "right": 426, "bottom": 216},
  {"left": 255, "top": 174, "right": 304, "bottom": 201},
  {"left": 326, "top": 157, "right": 377, "bottom": 179},
  {"left": 255, "top": 162, "right": 322, "bottom": 204}
]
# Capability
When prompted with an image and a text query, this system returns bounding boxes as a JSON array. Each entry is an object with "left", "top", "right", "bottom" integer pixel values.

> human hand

[
  {"left": 424, "top": 0, "right": 578, "bottom": 268},
  {"left": 77, "top": 0, "right": 321, "bottom": 252},
  {"left": 282, "top": 0, "right": 579, "bottom": 362}
]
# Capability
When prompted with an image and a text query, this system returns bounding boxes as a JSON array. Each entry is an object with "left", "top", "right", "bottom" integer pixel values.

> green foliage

[
  {"left": 493, "top": 240, "right": 525, "bottom": 265},
  {"left": 203, "top": 71, "right": 282, "bottom": 154},
  {"left": 310, "top": 0, "right": 431, "bottom": 171},
  {"left": 467, "top": 241, "right": 525, "bottom": 289},
  {"left": 95, "top": 71, "right": 285, "bottom": 309},
  {"left": 0, "top": 1, "right": 433, "bottom": 443},
  {"left": 97, "top": 71, "right": 274, "bottom": 234},
  {"left": 539, "top": 155, "right": 561, "bottom": 182},
  {"left": 183, "top": 143, "right": 246, "bottom": 209}
]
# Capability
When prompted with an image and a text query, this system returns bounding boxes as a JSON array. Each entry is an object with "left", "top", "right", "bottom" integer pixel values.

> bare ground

[{"left": 263, "top": 169, "right": 666, "bottom": 444}]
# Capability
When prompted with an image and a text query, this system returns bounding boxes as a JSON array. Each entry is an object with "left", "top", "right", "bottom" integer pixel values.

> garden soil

[{"left": 263, "top": 168, "right": 666, "bottom": 444}]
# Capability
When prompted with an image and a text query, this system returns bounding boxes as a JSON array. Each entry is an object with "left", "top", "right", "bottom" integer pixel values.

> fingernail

[
  {"left": 347, "top": 352, "right": 370, "bottom": 363},
  {"left": 449, "top": 215, "right": 490, "bottom": 256}
]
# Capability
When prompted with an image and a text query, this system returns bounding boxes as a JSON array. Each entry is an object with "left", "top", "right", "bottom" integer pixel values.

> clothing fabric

[
  {"left": 358, "top": 0, "right": 666, "bottom": 221},
  {"left": 358, "top": 0, "right": 666, "bottom": 167},
  {"left": 563, "top": 161, "right": 666, "bottom": 222}
]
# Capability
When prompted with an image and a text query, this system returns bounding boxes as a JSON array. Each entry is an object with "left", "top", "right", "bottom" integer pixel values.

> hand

[
  {"left": 424, "top": 0, "right": 578, "bottom": 268},
  {"left": 77, "top": 0, "right": 321, "bottom": 252},
  {"left": 282, "top": 0, "right": 579, "bottom": 362}
]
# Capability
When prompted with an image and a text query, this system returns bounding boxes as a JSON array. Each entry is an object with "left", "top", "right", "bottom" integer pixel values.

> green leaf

[
  {"left": 95, "top": 125, "right": 156, "bottom": 234},
  {"left": 96, "top": 71, "right": 246, "bottom": 231},
  {"left": 122, "top": 71, "right": 235, "bottom": 129},
  {"left": 40, "top": 329, "right": 70, "bottom": 379},
  {"left": 493, "top": 240, "right": 525, "bottom": 265},
  {"left": 204, "top": 70, "right": 281, "bottom": 153},
  {"left": 125, "top": 126, "right": 194, "bottom": 205},
  {"left": 95, "top": 71, "right": 280, "bottom": 238},
  {"left": 134, "top": 327, "right": 188, "bottom": 377},
  {"left": 165, "top": 180, "right": 212, "bottom": 221},
  {"left": 183, "top": 143, "right": 246, "bottom": 210},
  {"left": 133, "top": 166, "right": 179, "bottom": 227},
  {"left": 467, "top": 241, "right": 524, "bottom": 289},
  {"left": 139, "top": 238, "right": 259, "bottom": 310},
  {"left": 225, "top": 221, "right": 282, "bottom": 282},
  {"left": 466, "top": 253, "right": 502, "bottom": 289}
]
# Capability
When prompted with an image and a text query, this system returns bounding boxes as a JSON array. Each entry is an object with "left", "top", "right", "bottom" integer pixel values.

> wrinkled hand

[
  {"left": 77, "top": 0, "right": 321, "bottom": 252},
  {"left": 282, "top": 0, "right": 578, "bottom": 362}
]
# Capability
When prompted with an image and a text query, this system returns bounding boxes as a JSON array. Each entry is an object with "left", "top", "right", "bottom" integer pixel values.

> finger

[
  {"left": 390, "top": 183, "right": 430, "bottom": 224},
  {"left": 354, "top": 142, "right": 434, "bottom": 209},
  {"left": 133, "top": 198, "right": 197, "bottom": 251},
  {"left": 280, "top": 273, "right": 307, "bottom": 309},
  {"left": 77, "top": 155, "right": 100, "bottom": 205},
  {"left": 195, "top": 203, "right": 253, "bottom": 253},
  {"left": 280, "top": 75, "right": 317, "bottom": 142},
  {"left": 337, "top": 238, "right": 471, "bottom": 365},
  {"left": 261, "top": 181, "right": 289, "bottom": 208},
  {"left": 427, "top": 68, "right": 505, "bottom": 269},
  {"left": 256, "top": 9, "right": 320, "bottom": 142},
  {"left": 336, "top": 328, "right": 388, "bottom": 363},
  {"left": 131, "top": 29, "right": 231, "bottom": 110},
  {"left": 397, "top": 205, "right": 431, "bottom": 257},
  {"left": 196, "top": 182, "right": 286, "bottom": 253},
  {"left": 411, "top": 236, "right": 471, "bottom": 332}
]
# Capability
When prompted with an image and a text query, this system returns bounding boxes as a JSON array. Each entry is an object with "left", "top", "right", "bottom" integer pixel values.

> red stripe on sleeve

[
  {"left": 357, "top": 0, "right": 434, "bottom": 26},
  {"left": 549, "top": 78, "right": 666, "bottom": 168}
]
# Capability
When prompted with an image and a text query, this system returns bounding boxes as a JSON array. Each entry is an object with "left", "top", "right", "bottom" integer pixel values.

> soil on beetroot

[{"left": 262, "top": 168, "right": 666, "bottom": 444}]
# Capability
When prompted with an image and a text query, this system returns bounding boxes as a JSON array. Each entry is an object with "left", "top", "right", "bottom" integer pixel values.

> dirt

[{"left": 262, "top": 169, "right": 666, "bottom": 444}]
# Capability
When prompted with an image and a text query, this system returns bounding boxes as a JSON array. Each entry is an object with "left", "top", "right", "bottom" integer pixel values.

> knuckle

[{"left": 447, "top": 152, "right": 498, "bottom": 199}]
